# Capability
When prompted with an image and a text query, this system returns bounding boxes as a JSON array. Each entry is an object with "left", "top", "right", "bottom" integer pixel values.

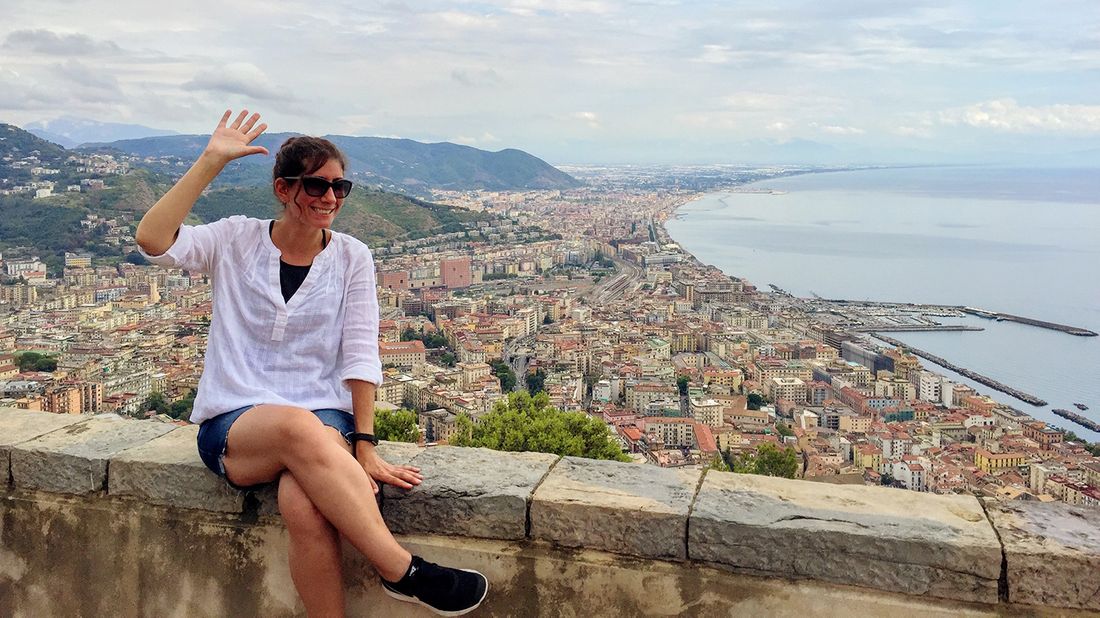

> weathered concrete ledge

[
  {"left": 10, "top": 414, "right": 175, "bottom": 494},
  {"left": 383, "top": 446, "right": 558, "bottom": 541},
  {"left": 689, "top": 472, "right": 1002, "bottom": 604},
  {"left": 530, "top": 456, "right": 699, "bottom": 560},
  {"left": 2, "top": 407, "right": 1099, "bottom": 615},
  {"left": 989, "top": 502, "right": 1100, "bottom": 608}
]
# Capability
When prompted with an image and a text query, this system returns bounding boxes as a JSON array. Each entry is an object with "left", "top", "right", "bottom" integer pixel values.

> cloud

[
  {"left": 893, "top": 125, "right": 932, "bottom": 138},
  {"left": 571, "top": 111, "right": 600, "bottom": 128},
  {"left": 939, "top": 99, "right": 1100, "bottom": 134},
  {"left": 694, "top": 44, "right": 732, "bottom": 64},
  {"left": 766, "top": 121, "right": 789, "bottom": 132},
  {"left": 54, "top": 60, "right": 122, "bottom": 95},
  {"left": 3, "top": 29, "right": 122, "bottom": 56},
  {"left": 452, "top": 132, "right": 502, "bottom": 146},
  {"left": 451, "top": 68, "right": 502, "bottom": 87},
  {"left": 183, "top": 63, "right": 289, "bottom": 101},
  {"left": 816, "top": 124, "right": 865, "bottom": 135},
  {"left": 504, "top": 0, "right": 616, "bottom": 17},
  {"left": 722, "top": 93, "right": 798, "bottom": 112},
  {"left": 430, "top": 11, "right": 498, "bottom": 28},
  {"left": 0, "top": 68, "right": 66, "bottom": 109}
]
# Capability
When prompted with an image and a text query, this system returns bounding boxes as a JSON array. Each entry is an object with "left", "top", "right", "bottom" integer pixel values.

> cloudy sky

[{"left": 1, "top": 0, "right": 1099, "bottom": 163}]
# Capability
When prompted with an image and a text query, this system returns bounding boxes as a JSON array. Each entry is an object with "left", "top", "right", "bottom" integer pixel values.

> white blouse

[{"left": 142, "top": 216, "right": 383, "bottom": 424}]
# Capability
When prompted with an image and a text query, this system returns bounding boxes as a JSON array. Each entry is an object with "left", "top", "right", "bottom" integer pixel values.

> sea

[{"left": 665, "top": 166, "right": 1100, "bottom": 441}]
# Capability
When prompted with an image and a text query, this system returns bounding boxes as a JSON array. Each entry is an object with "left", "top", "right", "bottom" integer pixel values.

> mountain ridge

[{"left": 82, "top": 132, "right": 581, "bottom": 194}]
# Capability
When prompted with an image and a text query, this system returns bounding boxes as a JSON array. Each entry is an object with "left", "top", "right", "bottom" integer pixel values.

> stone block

[
  {"left": 0, "top": 407, "right": 84, "bottom": 485},
  {"left": 990, "top": 501, "right": 1100, "bottom": 610},
  {"left": 530, "top": 456, "right": 700, "bottom": 560},
  {"left": 688, "top": 472, "right": 1002, "bottom": 604},
  {"left": 384, "top": 446, "right": 557, "bottom": 540},
  {"left": 109, "top": 424, "right": 243, "bottom": 513},
  {"left": 376, "top": 440, "right": 424, "bottom": 467},
  {"left": 10, "top": 415, "right": 175, "bottom": 495}
]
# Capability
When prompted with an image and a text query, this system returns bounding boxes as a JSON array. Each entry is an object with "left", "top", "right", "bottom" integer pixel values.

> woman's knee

[
  {"left": 268, "top": 406, "right": 331, "bottom": 456},
  {"left": 278, "top": 472, "right": 332, "bottom": 538}
]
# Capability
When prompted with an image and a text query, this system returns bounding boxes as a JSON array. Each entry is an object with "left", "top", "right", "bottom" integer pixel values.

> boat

[{"left": 1075, "top": 403, "right": 1090, "bottom": 411}]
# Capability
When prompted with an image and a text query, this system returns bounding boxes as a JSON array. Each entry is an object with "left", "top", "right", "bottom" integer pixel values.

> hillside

[
  {"left": 191, "top": 186, "right": 488, "bottom": 246},
  {"left": 84, "top": 132, "right": 581, "bottom": 193},
  {"left": 0, "top": 121, "right": 509, "bottom": 266},
  {"left": 0, "top": 124, "right": 68, "bottom": 168}
]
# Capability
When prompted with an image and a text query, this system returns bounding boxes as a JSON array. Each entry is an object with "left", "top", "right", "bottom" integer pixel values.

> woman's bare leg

[
  {"left": 279, "top": 462, "right": 345, "bottom": 617},
  {"left": 222, "top": 405, "right": 412, "bottom": 581}
]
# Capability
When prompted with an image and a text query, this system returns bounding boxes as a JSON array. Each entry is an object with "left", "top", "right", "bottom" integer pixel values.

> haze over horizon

[{"left": 2, "top": 1, "right": 1098, "bottom": 165}]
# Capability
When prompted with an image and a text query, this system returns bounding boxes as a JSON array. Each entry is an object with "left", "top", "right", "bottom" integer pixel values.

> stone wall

[{"left": 1, "top": 407, "right": 1098, "bottom": 616}]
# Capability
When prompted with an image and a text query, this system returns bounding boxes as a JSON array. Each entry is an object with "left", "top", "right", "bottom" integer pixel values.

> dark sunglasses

[{"left": 283, "top": 175, "right": 354, "bottom": 199}]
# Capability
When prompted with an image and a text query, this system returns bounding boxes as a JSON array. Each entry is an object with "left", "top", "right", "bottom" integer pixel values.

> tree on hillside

[
  {"left": 16, "top": 352, "right": 57, "bottom": 373},
  {"left": 525, "top": 368, "right": 546, "bottom": 394},
  {"left": 677, "top": 375, "right": 690, "bottom": 396},
  {"left": 727, "top": 443, "right": 798, "bottom": 479},
  {"left": 123, "top": 251, "right": 148, "bottom": 266},
  {"left": 747, "top": 393, "right": 766, "bottom": 410},
  {"left": 140, "top": 392, "right": 169, "bottom": 416},
  {"left": 452, "top": 391, "right": 628, "bottom": 462},
  {"left": 167, "top": 389, "right": 197, "bottom": 421},
  {"left": 374, "top": 408, "right": 420, "bottom": 443},
  {"left": 489, "top": 360, "right": 517, "bottom": 392}
]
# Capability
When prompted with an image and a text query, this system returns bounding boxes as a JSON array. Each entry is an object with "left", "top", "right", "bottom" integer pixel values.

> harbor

[{"left": 869, "top": 333, "right": 1049, "bottom": 407}]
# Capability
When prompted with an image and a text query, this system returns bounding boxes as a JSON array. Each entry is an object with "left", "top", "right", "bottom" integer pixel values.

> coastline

[{"left": 656, "top": 181, "right": 1100, "bottom": 443}]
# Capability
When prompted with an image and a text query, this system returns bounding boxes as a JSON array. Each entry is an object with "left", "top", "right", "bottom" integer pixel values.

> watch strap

[{"left": 348, "top": 432, "right": 380, "bottom": 446}]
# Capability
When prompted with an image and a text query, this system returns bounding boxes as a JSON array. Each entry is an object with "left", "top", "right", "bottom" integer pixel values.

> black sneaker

[{"left": 381, "top": 555, "right": 489, "bottom": 616}]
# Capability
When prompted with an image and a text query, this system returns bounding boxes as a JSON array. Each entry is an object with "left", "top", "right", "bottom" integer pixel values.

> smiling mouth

[{"left": 311, "top": 206, "right": 337, "bottom": 215}]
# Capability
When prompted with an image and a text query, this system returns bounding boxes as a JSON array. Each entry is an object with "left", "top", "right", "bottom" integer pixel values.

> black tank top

[{"left": 271, "top": 221, "right": 327, "bottom": 302}]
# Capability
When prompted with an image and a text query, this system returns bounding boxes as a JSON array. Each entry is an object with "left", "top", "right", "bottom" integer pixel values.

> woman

[{"left": 135, "top": 110, "right": 488, "bottom": 617}]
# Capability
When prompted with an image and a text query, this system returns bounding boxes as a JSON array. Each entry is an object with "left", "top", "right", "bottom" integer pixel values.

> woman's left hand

[{"left": 356, "top": 446, "right": 423, "bottom": 494}]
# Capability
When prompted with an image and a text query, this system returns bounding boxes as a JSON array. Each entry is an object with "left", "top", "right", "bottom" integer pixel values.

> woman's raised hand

[{"left": 203, "top": 109, "right": 269, "bottom": 163}]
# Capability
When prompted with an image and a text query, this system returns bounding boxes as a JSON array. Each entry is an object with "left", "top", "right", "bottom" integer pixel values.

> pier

[
  {"left": 851, "top": 325, "right": 983, "bottom": 333},
  {"left": 962, "top": 307, "right": 1098, "bottom": 337},
  {"left": 869, "top": 333, "right": 1048, "bottom": 407}
]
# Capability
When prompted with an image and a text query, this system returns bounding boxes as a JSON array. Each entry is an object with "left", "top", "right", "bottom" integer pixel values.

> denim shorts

[{"left": 196, "top": 405, "right": 356, "bottom": 491}]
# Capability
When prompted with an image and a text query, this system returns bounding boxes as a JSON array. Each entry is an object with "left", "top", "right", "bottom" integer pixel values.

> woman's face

[{"left": 279, "top": 158, "right": 346, "bottom": 229}]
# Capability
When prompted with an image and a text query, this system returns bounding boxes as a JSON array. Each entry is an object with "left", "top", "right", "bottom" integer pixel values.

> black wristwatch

[{"left": 348, "top": 432, "right": 380, "bottom": 446}]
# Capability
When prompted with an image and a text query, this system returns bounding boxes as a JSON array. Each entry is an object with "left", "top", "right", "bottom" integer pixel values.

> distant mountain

[
  {"left": 24, "top": 116, "right": 178, "bottom": 148},
  {"left": 87, "top": 132, "right": 581, "bottom": 193}
]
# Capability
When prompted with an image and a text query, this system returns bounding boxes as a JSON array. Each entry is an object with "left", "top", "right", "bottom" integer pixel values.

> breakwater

[
  {"left": 851, "top": 325, "right": 983, "bottom": 333},
  {"left": 1052, "top": 408, "right": 1100, "bottom": 433},
  {"left": 962, "top": 307, "right": 1098, "bottom": 337},
  {"left": 870, "top": 333, "right": 1048, "bottom": 407}
]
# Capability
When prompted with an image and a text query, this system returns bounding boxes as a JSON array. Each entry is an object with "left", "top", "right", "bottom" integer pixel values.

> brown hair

[{"left": 272, "top": 136, "right": 348, "bottom": 188}]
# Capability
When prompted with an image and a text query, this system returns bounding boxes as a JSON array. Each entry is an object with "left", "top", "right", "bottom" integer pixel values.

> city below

[{"left": 2, "top": 144, "right": 1100, "bottom": 513}]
